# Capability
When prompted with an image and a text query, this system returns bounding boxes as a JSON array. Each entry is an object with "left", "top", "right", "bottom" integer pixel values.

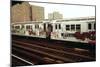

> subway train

[{"left": 11, "top": 17, "right": 96, "bottom": 44}]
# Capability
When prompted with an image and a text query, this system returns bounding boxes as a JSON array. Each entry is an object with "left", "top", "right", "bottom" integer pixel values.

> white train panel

[{"left": 11, "top": 17, "right": 96, "bottom": 44}]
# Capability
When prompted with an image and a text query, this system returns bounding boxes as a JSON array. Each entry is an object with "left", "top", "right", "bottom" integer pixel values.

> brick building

[
  {"left": 11, "top": 2, "right": 44, "bottom": 23},
  {"left": 31, "top": 5, "right": 44, "bottom": 21}
]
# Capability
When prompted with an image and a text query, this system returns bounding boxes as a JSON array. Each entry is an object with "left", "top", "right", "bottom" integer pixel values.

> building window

[
  {"left": 71, "top": 25, "right": 75, "bottom": 31},
  {"left": 66, "top": 25, "right": 70, "bottom": 30},
  {"left": 88, "top": 23, "right": 91, "bottom": 30},
  {"left": 76, "top": 24, "right": 80, "bottom": 31}
]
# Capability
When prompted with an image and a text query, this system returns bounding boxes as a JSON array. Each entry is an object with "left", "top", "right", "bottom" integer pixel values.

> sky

[{"left": 29, "top": 2, "right": 95, "bottom": 19}]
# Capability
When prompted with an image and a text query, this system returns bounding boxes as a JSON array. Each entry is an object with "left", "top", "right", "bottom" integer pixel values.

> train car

[
  {"left": 11, "top": 16, "right": 96, "bottom": 44},
  {"left": 50, "top": 17, "right": 95, "bottom": 44},
  {"left": 11, "top": 23, "right": 22, "bottom": 35},
  {"left": 11, "top": 20, "right": 52, "bottom": 38}
]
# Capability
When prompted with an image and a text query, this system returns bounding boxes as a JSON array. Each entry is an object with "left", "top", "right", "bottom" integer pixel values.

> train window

[
  {"left": 55, "top": 24, "right": 61, "bottom": 29},
  {"left": 94, "top": 23, "right": 96, "bottom": 30},
  {"left": 48, "top": 24, "right": 53, "bottom": 32},
  {"left": 15, "top": 26, "right": 20, "bottom": 29},
  {"left": 59, "top": 24, "right": 61, "bottom": 29},
  {"left": 48, "top": 24, "right": 51, "bottom": 28},
  {"left": 76, "top": 24, "right": 80, "bottom": 31},
  {"left": 61, "top": 33, "right": 64, "bottom": 36},
  {"left": 26, "top": 25, "right": 32, "bottom": 29},
  {"left": 44, "top": 23, "right": 46, "bottom": 31},
  {"left": 71, "top": 25, "right": 75, "bottom": 31},
  {"left": 35, "top": 24, "right": 39, "bottom": 29},
  {"left": 55, "top": 24, "right": 57, "bottom": 29},
  {"left": 38, "top": 25, "right": 39, "bottom": 29},
  {"left": 21, "top": 25, "right": 24, "bottom": 29},
  {"left": 66, "top": 25, "right": 70, "bottom": 30},
  {"left": 88, "top": 23, "right": 91, "bottom": 30},
  {"left": 12, "top": 26, "right": 14, "bottom": 29},
  {"left": 30, "top": 26, "right": 32, "bottom": 29},
  {"left": 26, "top": 25, "right": 30, "bottom": 29},
  {"left": 35, "top": 25, "right": 36, "bottom": 29}
]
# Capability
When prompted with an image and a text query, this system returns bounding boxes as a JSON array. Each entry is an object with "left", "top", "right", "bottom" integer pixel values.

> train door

[
  {"left": 44, "top": 23, "right": 46, "bottom": 32},
  {"left": 20, "top": 24, "right": 25, "bottom": 34},
  {"left": 44, "top": 23, "right": 53, "bottom": 39}
]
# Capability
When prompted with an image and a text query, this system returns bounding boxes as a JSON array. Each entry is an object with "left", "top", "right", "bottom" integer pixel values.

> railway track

[
  {"left": 12, "top": 43, "right": 75, "bottom": 63},
  {"left": 12, "top": 39, "right": 95, "bottom": 66},
  {"left": 12, "top": 46, "right": 59, "bottom": 65},
  {"left": 12, "top": 54, "right": 34, "bottom": 66},
  {"left": 12, "top": 39, "right": 95, "bottom": 58},
  {"left": 12, "top": 35, "right": 96, "bottom": 51}
]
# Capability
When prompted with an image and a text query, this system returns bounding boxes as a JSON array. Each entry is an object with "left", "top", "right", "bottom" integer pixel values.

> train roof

[
  {"left": 50, "top": 16, "right": 95, "bottom": 23},
  {"left": 11, "top": 16, "right": 95, "bottom": 25},
  {"left": 51, "top": 19, "right": 95, "bottom": 23},
  {"left": 11, "top": 20, "right": 51, "bottom": 25},
  {"left": 53, "top": 16, "right": 95, "bottom": 22}
]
